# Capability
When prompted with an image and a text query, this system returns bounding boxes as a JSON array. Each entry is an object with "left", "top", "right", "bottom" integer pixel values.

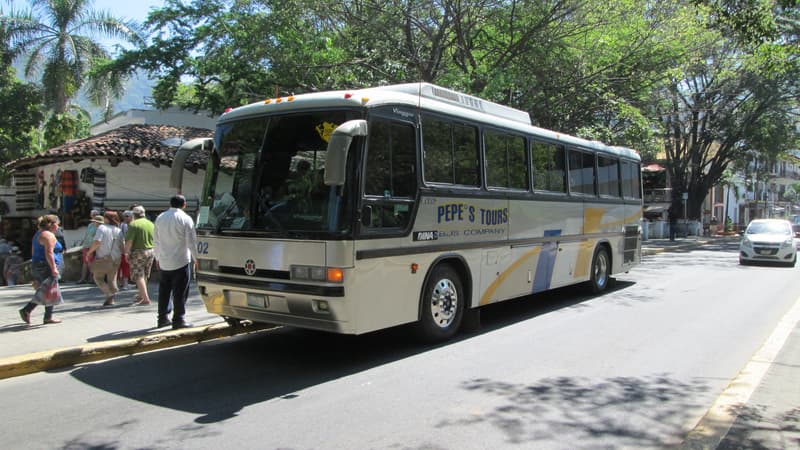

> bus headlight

[{"left": 291, "top": 265, "right": 344, "bottom": 283}]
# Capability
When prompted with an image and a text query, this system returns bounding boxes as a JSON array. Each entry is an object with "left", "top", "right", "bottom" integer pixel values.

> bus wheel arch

[
  {"left": 588, "top": 242, "right": 612, "bottom": 294},
  {"left": 415, "top": 257, "right": 471, "bottom": 342}
]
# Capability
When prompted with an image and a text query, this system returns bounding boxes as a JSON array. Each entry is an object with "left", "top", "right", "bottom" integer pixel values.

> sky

[
  {"left": 87, "top": 0, "right": 165, "bottom": 23},
  {"left": 5, "top": 0, "right": 166, "bottom": 25},
  {"left": 3, "top": 0, "right": 168, "bottom": 116},
  {"left": 4, "top": 0, "right": 167, "bottom": 57}
]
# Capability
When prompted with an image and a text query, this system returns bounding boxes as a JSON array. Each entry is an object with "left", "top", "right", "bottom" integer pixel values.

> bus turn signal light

[
  {"left": 327, "top": 268, "right": 344, "bottom": 283},
  {"left": 291, "top": 265, "right": 344, "bottom": 283}
]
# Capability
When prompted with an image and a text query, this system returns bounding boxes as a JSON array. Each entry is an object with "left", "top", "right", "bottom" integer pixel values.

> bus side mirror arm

[
  {"left": 171, "top": 138, "right": 214, "bottom": 193},
  {"left": 324, "top": 120, "right": 368, "bottom": 186}
]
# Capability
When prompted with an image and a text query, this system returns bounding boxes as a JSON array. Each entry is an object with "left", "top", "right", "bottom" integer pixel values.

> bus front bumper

[{"left": 200, "top": 284, "right": 352, "bottom": 334}]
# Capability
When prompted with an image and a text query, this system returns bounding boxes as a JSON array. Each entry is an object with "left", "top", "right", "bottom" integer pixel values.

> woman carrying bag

[
  {"left": 18, "top": 214, "right": 64, "bottom": 325},
  {"left": 86, "top": 212, "right": 125, "bottom": 306}
]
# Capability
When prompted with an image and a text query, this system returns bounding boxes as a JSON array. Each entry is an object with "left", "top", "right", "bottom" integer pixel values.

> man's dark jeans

[{"left": 158, "top": 263, "right": 191, "bottom": 323}]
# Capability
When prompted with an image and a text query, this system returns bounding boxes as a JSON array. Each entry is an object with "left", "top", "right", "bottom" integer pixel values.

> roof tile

[{"left": 6, "top": 124, "right": 213, "bottom": 173}]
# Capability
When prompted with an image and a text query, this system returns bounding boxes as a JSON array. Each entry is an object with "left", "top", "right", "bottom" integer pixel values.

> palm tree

[{"left": 1, "top": 0, "right": 143, "bottom": 115}]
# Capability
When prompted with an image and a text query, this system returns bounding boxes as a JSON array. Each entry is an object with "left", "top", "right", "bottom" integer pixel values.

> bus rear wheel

[
  {"left": 588, "top": 246, "right": 611, "bottom": 294},
  {"left": 415, "top": 264, "right": 464, "bottom": 343}
]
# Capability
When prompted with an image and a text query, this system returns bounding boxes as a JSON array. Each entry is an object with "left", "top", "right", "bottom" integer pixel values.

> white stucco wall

[
  {"left": 21, "top": 159, "right": 205, "bottom": 249},
  {"left": 34, "top": 159, "right": 205, "bottom": 208}
]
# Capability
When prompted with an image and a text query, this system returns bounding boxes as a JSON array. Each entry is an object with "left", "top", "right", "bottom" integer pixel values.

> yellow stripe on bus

[{"left": 479, "top": 246, "right": 542, "bottom": 306}]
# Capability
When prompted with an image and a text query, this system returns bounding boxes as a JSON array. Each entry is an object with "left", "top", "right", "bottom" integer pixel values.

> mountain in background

[
  {"left": 13, "top": 62, "right": 154, "bottom": 124},
  {"left": 79, "top": 71, "right": 154, "bottom": 124}
]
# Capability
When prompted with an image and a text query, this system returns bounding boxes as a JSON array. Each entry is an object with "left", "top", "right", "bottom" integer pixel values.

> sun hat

[
  {"left": 91, "top": 215, "right": 105, "bottom": 224},
  {"left": 132, "top": 205, "right": 146, "bottom": 215},
  {"left": 122, "top": 210, "right": 133, "bottom": 218}
]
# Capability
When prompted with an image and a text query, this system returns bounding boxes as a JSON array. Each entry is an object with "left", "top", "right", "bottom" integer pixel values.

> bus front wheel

[
  {"left": 415, "top": 264, "right": 464, "bottom": 342},
  {"left": 588, "top": 246, "right": 611, "bottom": 294}
]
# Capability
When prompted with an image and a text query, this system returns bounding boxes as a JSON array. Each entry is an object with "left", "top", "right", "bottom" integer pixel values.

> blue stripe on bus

[{"left": 532, "top": 229, "right": 562, "bottom": 293}]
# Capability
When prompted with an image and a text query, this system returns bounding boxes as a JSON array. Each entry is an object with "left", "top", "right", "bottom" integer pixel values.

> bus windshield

[{"left": 198, "top": 110, "right": 359, "bottom": 236}]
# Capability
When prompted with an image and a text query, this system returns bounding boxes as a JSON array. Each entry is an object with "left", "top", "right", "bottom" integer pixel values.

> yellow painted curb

[
  {"left": 0, "top": 322, "right": 275, "bottom": 380},
  {"left": 679, "top": 294, "right": 800, "bottom": 449}
]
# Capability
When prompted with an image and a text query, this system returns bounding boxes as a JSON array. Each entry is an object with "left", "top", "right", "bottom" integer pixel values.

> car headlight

[
  {"left": 741, "top": 238, "right": 752, "bottom": 249},
  {"left": 782, "top": 238, "right": 794, "bottom": 248}
]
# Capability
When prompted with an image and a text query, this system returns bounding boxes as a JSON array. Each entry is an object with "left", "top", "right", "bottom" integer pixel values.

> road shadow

[
  {"left": 70, "top": 281, "right": 635, "bottom": 425},
  {"left": 717, "top": 404, "right": 800, "bottom": 449},
  {"left": 437, "top": 375, "right": 710, "bottom": 448}
]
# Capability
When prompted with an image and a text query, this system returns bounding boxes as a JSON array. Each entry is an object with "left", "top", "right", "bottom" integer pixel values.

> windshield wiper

[{"left": 215, "top": 197, "right": 240, "bottom": 233}]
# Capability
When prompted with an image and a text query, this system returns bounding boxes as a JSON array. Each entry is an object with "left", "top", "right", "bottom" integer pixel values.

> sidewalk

[
  {"left": 0, "top": 280, "right": 271, "bottom": 379},
  {"left": 641, "top": 234, "right": 740, "bottom": 256}
]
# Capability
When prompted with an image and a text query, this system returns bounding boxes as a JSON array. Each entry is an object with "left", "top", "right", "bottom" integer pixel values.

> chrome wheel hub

[{"left": 430, "top": 278, "right": 458, "bottom": 329}]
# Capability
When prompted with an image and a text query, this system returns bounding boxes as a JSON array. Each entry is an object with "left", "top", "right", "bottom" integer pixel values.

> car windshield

[
  {"left": 746, "top": 221, "right": 791, "bottom": 235},
  {"left": 197, "top": 110, "right": 359, "bottom": 236}
]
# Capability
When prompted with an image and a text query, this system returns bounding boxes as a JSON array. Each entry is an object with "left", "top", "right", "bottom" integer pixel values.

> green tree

[
  {"left": 654, "top": 1, "right": 799, "bottom": 220},
  {"left": 0, "top": 3, "right": 44, "bottom": 182},
  {"left": 1, "top": 0, "right": 143, "bottom": 141}
]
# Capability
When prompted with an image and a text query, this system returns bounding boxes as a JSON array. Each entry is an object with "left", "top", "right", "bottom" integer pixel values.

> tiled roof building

[{"left": 6, "top": 124, "right": 213, "bottom": 172}]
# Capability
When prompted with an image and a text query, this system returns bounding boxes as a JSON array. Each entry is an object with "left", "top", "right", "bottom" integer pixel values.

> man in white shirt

[{"left": 154, "top": 195, "right": 199, "bottom": 329}]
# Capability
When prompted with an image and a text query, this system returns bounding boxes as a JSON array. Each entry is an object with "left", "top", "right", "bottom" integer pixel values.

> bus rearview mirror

[
  {"left": 171, "top": 138, "right": 214, "bottom": 192},
  {"left": 325, "top": 120, "right": 368, "bottom": 186}
]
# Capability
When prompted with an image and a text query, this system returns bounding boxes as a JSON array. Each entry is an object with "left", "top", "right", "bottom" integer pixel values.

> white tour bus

[{"left": 176, "top": 83, "right": 642, "bottom": 341}]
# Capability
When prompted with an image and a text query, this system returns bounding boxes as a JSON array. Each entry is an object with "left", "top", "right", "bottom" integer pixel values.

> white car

[{"left": 739, "top": 219, "right": 797, "bottom": 266}]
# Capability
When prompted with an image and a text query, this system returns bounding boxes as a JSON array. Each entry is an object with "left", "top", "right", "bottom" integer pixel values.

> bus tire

[
  {"left": 588, "top": 246, "right": 610, "bottom": 294},
  {"left": 415, "top": 264, "right": 464, "bottom": 343},
  {"left": 224, "top": 316, "right": 243, "bottom": 328}
]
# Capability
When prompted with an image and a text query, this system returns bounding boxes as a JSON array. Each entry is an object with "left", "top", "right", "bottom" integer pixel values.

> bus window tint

[
  {"left": 569, "top": 150, "right": 596, "bottom": 195},
  {"left": 531, "top": 141, "right": 566, "bottom": 193},
  {"left": 622, "top": 161, "right": 642, "bottom": 199},
  {"left": 204, "top": 117, "right": 267, "bottom": 229},
  {"left": 454, "top": 123, "right": 479, "bottom": 186},
  {"left": 422, "top": 117, "right": 451, "bottom": 183},
  {"left": 422, "top": 116, "right": 480, "bottom": 187},
  {"left": 485, "top": 130, "right": 527, "bottom": 189},
  {"left": 365, "top": 120, "right": 416, "bottom": 198},
  {"left": 598, "top": 156, "right": 621, "bottom": 197}
]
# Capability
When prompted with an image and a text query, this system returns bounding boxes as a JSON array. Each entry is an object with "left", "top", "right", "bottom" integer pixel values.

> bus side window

[
  {"left": 531, "top": 141, "right": 566, "bottom": 193},
  {"left": 568, "top": 149, "right": 596, "bottom": 196},
  {"left": 363, "top": 119, "right": 417, "bottom": 230},
  {"left": 621, "top": 161, "right": 642, "bottom": 199},
  {"left": 485, "top": 129, "right": 527, "bottom": 190},
  {"left": 598, "top": 155, "right": 621, "bottom": 197},
  {"left": 422, "top": 116, "right": 479, "bottom": 187}
]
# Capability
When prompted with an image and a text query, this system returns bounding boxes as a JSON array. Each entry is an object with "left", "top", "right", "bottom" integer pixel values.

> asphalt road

[{"left": 1, "top": 240, "right": 798, "bottom": 449}]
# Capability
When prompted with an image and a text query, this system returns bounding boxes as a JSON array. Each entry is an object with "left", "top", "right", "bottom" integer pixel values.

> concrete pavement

[
  {"left": 0, "top": 279, "right": 272, "bottom": 379},
  {"left": 0, "top": 235, "right": 797, "bottom": 449}
]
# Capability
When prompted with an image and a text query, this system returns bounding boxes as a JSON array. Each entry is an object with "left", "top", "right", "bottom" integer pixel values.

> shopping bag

[{"left": 34, "top": 276, "right": 64, "bottom": 306}]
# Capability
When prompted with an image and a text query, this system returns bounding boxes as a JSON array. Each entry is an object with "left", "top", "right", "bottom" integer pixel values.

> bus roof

[{"left": 220, "top": 83, "right": 640, "bottom": 161}]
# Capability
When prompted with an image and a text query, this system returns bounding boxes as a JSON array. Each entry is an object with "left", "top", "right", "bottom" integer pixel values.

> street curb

[
  {"left": 678, "top": 293, "right": 800, "bottom": 449},
  {"left": 642, "top": 236, "right": 739, "bottom": 256},
  {"left": 642, "top": 243, "right": 700, "bottom": 256},
  {"left": 0, "top": 322, "right": 275, "bottom": 380}
]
